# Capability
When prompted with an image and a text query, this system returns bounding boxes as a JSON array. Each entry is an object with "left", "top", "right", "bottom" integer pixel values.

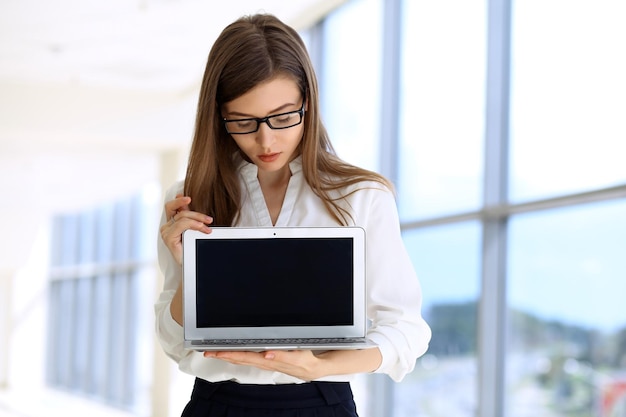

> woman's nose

[{"left": 255, "top": 122, "right": 275, "bottom": 148}]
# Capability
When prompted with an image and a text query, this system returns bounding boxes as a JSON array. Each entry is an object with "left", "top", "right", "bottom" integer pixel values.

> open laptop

[{"left": 182, "top": 227, "right": 376, "bottom": 351}]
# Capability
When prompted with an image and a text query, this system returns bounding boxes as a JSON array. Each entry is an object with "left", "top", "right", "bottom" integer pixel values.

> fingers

[
  {"left": 203, "top": 350, "right": 319, "bottom": 380},
  {"left": 169, "top": 210, "right": 213, "bottom": 234},
  {"left": 203, "top": 351, "right": 277, "bottom": 373},
  {"left": 163, "top": 194, "right": 212, "bottom": 232},
  {"left": 160, "top": 208, "right": 213, "bottom": 241},
  {"left": 160, "top": 194, "right": 213, "bottom": 265},
  {"left": 164, "top": 194, "right": 191, "bottom": 222}
]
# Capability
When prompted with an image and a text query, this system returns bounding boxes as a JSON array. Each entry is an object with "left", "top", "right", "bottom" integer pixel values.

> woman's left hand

[{"left": 203, "top": 350, "right": 325, "bottom": 381}]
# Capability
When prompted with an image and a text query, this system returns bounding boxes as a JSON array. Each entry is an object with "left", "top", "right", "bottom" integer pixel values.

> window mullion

[
  {"left": 479, "top": 0, "right": 512, "bottom": 417},
  {"left": 369, "top": 0, "right": 403, "bottom": 415},
  {"left": 378, "top": 0, "right": 402, "bottom": 185}
]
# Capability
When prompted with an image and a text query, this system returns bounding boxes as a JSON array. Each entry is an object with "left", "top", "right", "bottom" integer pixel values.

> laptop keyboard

[{"left": 192, "top": 337, "right": 364, "bottom": 346}]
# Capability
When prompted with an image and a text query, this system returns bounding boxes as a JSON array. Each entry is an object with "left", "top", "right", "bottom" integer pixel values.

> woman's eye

[
  {"left": 236, "top": 120, "right": 254, "bottom": 128},
  {"left": 273, "top": 114, "right": 294, "bottom": 125}
]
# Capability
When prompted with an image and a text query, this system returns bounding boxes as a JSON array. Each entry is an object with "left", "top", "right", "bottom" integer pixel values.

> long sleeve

[
  {"left": 153, "top": 157, "right": 430, "bottom": 384},
  {"left": 154, "top": 181, "right": 191, "bottom": 363},
  {"left": 354, "top": 185, "right": 431, "bottom": 381}
]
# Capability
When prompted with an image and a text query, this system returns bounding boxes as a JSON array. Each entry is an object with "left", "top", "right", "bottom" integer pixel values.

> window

[
  {"left": 398, "top": 0, "right": 486, "bottom": 221},
  {"left": 505, "top": 2, "right": 626, "bottom": 415},
  {"left": 397, "top": 0, "right": 486, "bottom": 413},
  {"left": 47, "top": 186, "right": 158, "bottom": 414},
  {"left": 399, "top": 223, "right": 481, "bottom": 416},
  {"left": 319, "top": 0, "right": 383, "bottom": 172},
  {"left": 509, "top": 0, "right": 626, "bottom": 202},
  {"left": 507, "top": 200, "right": 626, "bottom": 416},
  {"left": 314, "top": 0, "right": 626, "bottom": 416}
]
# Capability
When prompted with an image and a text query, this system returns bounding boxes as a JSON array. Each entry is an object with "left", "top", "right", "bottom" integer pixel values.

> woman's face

[{"left": 221, "top": 76, "right": 305, "bottom": 176}]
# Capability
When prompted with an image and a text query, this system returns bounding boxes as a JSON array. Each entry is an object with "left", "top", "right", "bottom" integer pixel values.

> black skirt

[{"left": 181, "top": 378, "right": 359, "bottom": 417}]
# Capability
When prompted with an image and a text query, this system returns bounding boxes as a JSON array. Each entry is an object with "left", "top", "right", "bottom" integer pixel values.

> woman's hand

[
  {"left": 203, "top": 350, "right": 325, "bottom": 381},
  {"left": 203, "top": 348, "right": 382, "bottom": 381},
  {"left": 160, "top": 194, "right": 213, "bottom": 265}
]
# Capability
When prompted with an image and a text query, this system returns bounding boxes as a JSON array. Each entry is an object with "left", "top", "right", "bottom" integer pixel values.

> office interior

[{"left": 1, "top": 0, "right": 625, "bottom": 416}]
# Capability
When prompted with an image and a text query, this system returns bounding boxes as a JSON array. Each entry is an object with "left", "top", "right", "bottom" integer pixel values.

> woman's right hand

[{"left": 160, "top": 194, "right": 213, "bottom": 265}]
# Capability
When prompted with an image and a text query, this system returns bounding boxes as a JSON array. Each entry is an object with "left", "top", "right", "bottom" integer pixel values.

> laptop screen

[{"left": 195, "top": 237, "right": 354, "bottom": 328}]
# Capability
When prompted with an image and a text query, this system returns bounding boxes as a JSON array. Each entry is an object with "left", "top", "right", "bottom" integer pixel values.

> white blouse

[{"left": 155, "top": 156, "right": 431, "bottom": 384}]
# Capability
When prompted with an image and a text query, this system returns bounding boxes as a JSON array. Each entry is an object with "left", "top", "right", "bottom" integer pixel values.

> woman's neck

[
  {"left": 257, "top": 165, "right": 292, "bottom": 225},
  {"left": 257, "top": 164, "right": 291, "bottom": 189}
]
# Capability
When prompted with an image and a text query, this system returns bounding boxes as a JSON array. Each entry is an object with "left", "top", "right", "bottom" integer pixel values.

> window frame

[{"left": 313, "top": 0, "right": 626, "bottom": 415}]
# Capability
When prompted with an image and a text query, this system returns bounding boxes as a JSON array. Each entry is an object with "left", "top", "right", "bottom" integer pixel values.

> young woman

[{"left": 155, "top": 13, "right": 431, "bottom": 417}]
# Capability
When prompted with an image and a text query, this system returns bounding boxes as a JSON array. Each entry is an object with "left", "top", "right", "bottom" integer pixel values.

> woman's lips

[{"left": 258, "top": 153, "right": 280, "bottom": 163}]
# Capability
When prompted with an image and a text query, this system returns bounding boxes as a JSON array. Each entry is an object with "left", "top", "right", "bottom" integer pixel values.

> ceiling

[
  {"left": 0, "top": 0, "right": 342, "bottom": 148},
  {"left": 0, "top": 0, "right": 336, "bottom": 91}
]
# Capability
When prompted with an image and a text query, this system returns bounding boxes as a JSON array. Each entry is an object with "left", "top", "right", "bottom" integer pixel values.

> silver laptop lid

[{"left": 182, "top": 227, "right": 366, "bottom": 342}]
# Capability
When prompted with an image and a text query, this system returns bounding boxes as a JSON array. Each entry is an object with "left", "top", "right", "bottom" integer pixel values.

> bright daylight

[{"left": 1, "top": 0, "right": 625, "bottom": 417}]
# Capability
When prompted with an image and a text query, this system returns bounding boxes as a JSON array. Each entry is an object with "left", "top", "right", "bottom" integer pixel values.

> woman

[{"left": 156, "top": 13, "right": 431, "bottom": 417}]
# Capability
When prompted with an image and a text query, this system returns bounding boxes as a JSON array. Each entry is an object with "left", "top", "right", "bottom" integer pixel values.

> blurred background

[{"left": 1, "top": 0, "right": 625, "bottom": 416}]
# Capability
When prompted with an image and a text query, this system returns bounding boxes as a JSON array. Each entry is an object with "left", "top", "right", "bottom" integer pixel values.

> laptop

[{"left": 182, "top": 226, "right": 376, "bottom": 351}]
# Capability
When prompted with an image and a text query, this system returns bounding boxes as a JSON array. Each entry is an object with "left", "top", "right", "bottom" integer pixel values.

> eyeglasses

[{"left": 223, "top": 101, "right": 305, "bottom": 135}]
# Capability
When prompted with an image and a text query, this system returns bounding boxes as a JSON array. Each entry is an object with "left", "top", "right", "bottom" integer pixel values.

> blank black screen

[{"left": 195, "top": 237, "right": 354, "bottom": 327}]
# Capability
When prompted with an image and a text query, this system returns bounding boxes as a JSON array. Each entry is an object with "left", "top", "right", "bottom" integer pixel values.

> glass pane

[
  {"left": 72, "top": 277, "right": 92, "bottom": 389},
  {"left": 113, "top": 199, "right": 131, "bottom": 261},
  {"left": 398, "top": 0, "right": 486, "bottom": 221},
  {"left": 320, "top": 0, "right": 382, "bottom": 172},
  {"left": 46, "top": 189, "right": 157, "bottom": 412},
  {"left": 78, "top": 211, "right": 96, "bottom": 263},
  {"left": 90, "top": 273, "right": 111, "bottom": 395},
  {"left": 509, "top": 0, "right": 626, "bottom": 202},
  {"left": 507, "top": 199, "right": 626, "bottom": 416},
  {"left": 395, "top": 222, "right": 481, "bottom": 416},
  {"left": 96, "top": 202, "right": 115, "bottom": 262}
]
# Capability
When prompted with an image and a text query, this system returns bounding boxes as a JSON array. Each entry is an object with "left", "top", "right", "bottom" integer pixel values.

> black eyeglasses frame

[{"left": 222, "top": 101, "right": 306, "bottom": 135}]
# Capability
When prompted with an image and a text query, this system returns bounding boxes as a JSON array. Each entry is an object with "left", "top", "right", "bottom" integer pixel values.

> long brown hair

[{"left": 184, "top": 13, "right": 391, "bottom": 226}]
